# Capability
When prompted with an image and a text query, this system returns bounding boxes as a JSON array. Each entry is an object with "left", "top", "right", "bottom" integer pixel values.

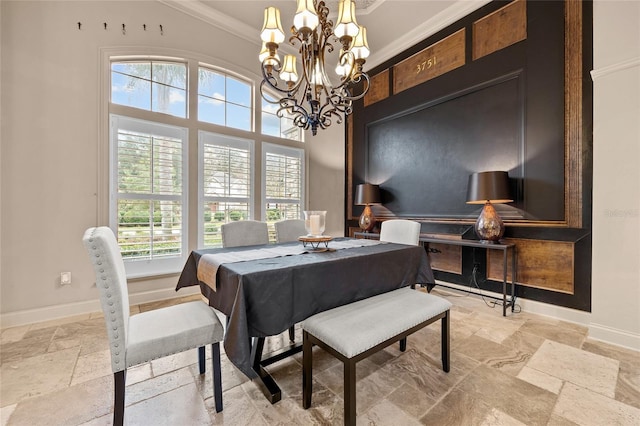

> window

[
  {"left": 111, "top": 61, "right": 187, "bottom": 118},
  {"left": 109, "top": 115, "right": 188, "bottom": 277},
  {"left": 263, "top": 143, "right": 305, "bottom": 239},
  {"left": 199, "top": 133, "right": 254, "bottom": 248},
  {"left": 261, "top": 95, "right": 302, "bottom": 141},
  {"left": 108, "top": 55, "right": 306, "bottom": 276},
  {"left": 198, "top": 68, "right": 252, "bottom": 131}
]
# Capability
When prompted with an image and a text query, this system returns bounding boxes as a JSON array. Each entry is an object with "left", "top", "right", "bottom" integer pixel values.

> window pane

[
  {"left": 263, "top": 144, "right": 304, "bottom": 242},
  {"left": 113, "top": 117, "right": 185, "bottom": 264},
  {"left": 260, "top": 95, "right": 302, "bottom": 141},
  {"left": 153, "top": 137, "right": 183, "bottom": 195},
  {"left": 281, "top": 117, "right": 301, "bottom": 140},
  {"left": 203, "top": 145, "right": 250, "bottom": 198},
  {"left": 117, "top": 199, "right": 183, "bottom": 260},
  {"left": 265, "top": 152, "right": 302, "bottom": 199},
  {"left": 117, "top": 131, "right": 152, "bottom": 194},
  {"left": 227, "top": 77, "right": 251, "bottom": 107},
  {"left": 200, "top": 132, "right": 253, "bottom": 248},
  {"left": 151, "top": 83, "right": 186, "bottom": 117},
  {"left": 199, "top": 69, "right": 225, "bottom": 101},
  {"left": 202, "top": 201, "right": 249, "bottom": 246},
  {"left": 262, "top": 112, "right": 280, "bottom": 137},
  {"left": 198, "top": 96, "right": 225, "bottom": 125},
  {"left": 112, "top": 62, "right": 150, "bottom": 79},
  {"left": 227, "top": 104, "right": 251, "bottom": 131},
  {"left": 152, "top": 62, "right": 186, "bottom": 89},
  {"left": 111, "top": 72, "right": 151, "bottom": 110}
]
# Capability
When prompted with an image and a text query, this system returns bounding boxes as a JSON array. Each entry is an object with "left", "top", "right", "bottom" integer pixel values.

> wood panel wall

[{"left": 346, "top": 0, "right": 593, "bottom": 311}]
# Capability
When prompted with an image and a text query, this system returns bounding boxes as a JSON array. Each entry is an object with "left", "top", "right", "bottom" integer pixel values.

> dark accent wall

[{"left": 345, "top": 0, "right": 593, "bottom": 311}]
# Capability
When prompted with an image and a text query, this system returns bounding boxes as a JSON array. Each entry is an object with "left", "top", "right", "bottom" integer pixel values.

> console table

[{"left": 355, "top": 232, "right": 517, "bottom": 316}]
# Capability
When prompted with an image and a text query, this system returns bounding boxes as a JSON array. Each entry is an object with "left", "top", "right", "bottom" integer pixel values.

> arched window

[{"left": 108, "top": 55, "right": 305, "bottom": 277}]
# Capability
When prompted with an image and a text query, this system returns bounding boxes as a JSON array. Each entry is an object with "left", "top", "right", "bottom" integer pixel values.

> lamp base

[
  {"left": 475, "top": 202, "right": 505, "bottom": 243},
  {"left": 359, "top": 205, "right": 376, "bottom": 232}
]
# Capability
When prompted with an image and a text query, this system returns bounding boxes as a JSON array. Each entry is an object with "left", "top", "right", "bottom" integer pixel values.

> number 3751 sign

[{"left": 393, "top": 29, "right": 466, "bottom": 94}]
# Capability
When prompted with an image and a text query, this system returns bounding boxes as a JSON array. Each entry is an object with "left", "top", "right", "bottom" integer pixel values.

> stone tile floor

[{"left": 1, "top": 288, "right": 639, "bottom": 425}]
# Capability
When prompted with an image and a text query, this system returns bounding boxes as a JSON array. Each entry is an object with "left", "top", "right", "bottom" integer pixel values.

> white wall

[
  {"left": 1, "top": 0, "right": 639, "bottom": 352},
  {"left": 590, "top": 0, "right": 640, "bottom": 350},
  {"left": 0, "top": 0, "right": 345, "bottom": 325},
  {"left": 306, "top": 121, "right": 346, "bottom": 237}
]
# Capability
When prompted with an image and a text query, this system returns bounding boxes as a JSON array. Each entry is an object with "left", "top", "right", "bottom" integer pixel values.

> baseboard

[
  {"left": 433, "top": 280, "right": 591, "bottom": 325},
  {"left": 588, "top": 323, "right": 640, "bottom": 352},
  {"left": 0, "top": 286, "right": 200, "bottom": 329},
  {"left": 433, "top": 280, "right": 638, "bottom": 352}
]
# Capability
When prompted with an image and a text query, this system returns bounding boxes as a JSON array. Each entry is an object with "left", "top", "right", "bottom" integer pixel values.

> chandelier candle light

[{"left": 259, "top": 0, "right": 371, "bottom": 135}]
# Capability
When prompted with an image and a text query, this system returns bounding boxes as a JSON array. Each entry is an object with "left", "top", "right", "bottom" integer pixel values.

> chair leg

[
  {"left": 288, "top": 325, "right": 295, "bottom": 342},
  {"left": 441, "top": 310, "right": 450, "bottom": 372},
  {"left": 399, "top": 337, "right": 407, "bottom": 352},
  {"left": 212, "top": 342, "right": 223, "bottom": 413},
  {"left": 344, "top": 360, "right": 356, "bottom": 426},
  {"left": 113, "top": 370, "right": 126, "bottom": 426},
  {"left": 302, "top": 331, "right": 312, "bottom": 409},
  {"left": 198, "top": 346, "right": 206, "bottom": 374}
]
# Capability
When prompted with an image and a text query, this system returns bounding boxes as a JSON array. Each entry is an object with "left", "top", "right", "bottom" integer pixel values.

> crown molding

[
  {"left": 158, "top": 0, "right": 299, "bottom": 55},
  {"left": 590, "top": 57, "right": 640, "bottom": 81},
  {"left": 366, "top": 0, "right": 491, "bottom": 68}
]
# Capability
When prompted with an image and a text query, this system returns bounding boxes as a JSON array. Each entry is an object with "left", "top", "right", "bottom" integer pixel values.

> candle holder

[{"left": 303, "top": 211, "right": 326, "bottom": 237}]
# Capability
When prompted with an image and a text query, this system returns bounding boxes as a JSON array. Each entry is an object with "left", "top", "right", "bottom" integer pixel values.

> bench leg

[
  {"left": 399, "top": 337, "right": 407, "bottom": 352},
  {"left": 198, "top": 346, "right": 206, "bottom": 374},
  {"left": 344, "top": 359, "right": 356, "bottom": 426},
  {"left": 441, "top": 310, "right": 450, "bottom": 372},
  {"left": 302, "top": 331, "right": 312, "bottom": 409}
]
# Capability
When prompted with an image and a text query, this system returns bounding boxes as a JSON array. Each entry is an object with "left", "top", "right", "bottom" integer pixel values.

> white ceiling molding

[
  {"left": 157, "top": 0, "right": 491, "bottom": 69},
  {"left": 366, "top": 0, "right": 491, "bottom": 68},
  {"left": 158, "top": 0, "right": 257, "bottom": 43},
  {"left": 157, "top": 0, "right": 297, "bottom": 55}
]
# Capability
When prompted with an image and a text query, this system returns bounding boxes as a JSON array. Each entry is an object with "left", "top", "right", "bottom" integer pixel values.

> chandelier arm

[{"left": 257, "top": 0, "right": 370, "bottom": 135}]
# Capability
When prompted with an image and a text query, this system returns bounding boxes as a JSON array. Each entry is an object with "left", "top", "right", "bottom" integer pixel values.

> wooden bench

[{"left": 302, "top": 287, "right": 452, "bottom": 425}]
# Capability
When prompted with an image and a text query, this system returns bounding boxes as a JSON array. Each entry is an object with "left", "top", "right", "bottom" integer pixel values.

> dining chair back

[
  {"left": 379, "top": 219, "right": 421, "bottom": 245},
  {"left": 274, "top": 219, "right": 307, "bottom": 243},
  {"left": 221, "top": 220, "right": 269, "bottom": 247},
  {"left": 82, "top": 227, "right": 224, "bottom": 425}
]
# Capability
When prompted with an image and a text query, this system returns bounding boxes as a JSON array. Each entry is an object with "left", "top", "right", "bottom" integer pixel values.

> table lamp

[
  {"left": 466, "top": 171, "right": 512, "bottom": 243},
  {"left": 354, "top": 183, "right": 381, "bottom": 232}
]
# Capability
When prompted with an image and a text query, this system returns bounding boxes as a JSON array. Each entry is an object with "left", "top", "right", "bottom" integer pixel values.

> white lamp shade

[
  {"left": 293, "top": 0, "right": 319, "bottom": 32},
  {"left": 334, "top": 0, "right": 359, "bottom": 38},
  {"left": 350, "top": 26, "right": 370, "bottom": 60},
  {"left": 280, "top": 55, "right": 299, "bottom": 83},
  {"left": 261, "top": 7, "right": 285, "bottom": 44}
]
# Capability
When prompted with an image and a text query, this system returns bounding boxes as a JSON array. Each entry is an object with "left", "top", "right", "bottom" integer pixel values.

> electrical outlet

[{"left": 60, "top": 272, "right": 72, "bottom": 285}]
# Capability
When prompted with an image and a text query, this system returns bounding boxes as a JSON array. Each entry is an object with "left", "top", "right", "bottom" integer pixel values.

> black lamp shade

[
  {"left": 466, "top": 171, "right": 512, "bottom": 205},
  {"left": 354, "top": 183, "right": 381, "bottom": 205}
]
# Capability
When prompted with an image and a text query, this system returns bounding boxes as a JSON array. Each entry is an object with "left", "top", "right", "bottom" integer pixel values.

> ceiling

[{"left": 159, "top": 0, "right": 491, "bottom": 68}]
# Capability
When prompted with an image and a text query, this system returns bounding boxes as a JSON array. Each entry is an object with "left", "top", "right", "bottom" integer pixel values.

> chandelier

[{"left": 258, "top": 0, "right": 371, "bottom": 135}]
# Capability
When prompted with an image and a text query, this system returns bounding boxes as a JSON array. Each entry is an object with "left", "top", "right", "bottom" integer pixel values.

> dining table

[{"left": 176, "top": 237, "right": 434, "bottom": 403}]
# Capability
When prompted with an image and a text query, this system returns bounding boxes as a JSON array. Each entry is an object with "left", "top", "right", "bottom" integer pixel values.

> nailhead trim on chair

[{"left": 87, "top": 229, "right": 127, "bottom": 371}]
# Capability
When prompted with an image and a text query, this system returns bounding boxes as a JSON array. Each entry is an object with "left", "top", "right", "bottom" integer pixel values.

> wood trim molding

[{"left": 565, "top": 0, "right": 584, "bottom": 228}]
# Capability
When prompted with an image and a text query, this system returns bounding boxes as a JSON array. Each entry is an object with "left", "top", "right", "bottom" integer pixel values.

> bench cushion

[{"left": 302, "top": 288, "right": 451, "bottom": 358}]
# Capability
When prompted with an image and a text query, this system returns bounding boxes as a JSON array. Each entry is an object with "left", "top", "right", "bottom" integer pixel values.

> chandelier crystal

[{"left": 259, "top": 0, "right": 371, "bottom": 136}]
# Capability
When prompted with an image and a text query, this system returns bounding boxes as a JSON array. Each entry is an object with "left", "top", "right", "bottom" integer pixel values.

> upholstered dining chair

[
  {"left": 82, "top": 227, "right": 224, "bottom": 426},
  {"left": 379, "top": 219, "right": 421, "bottom": 246},
  {"left": 221, "top": 219, "right": 297, "bottom": 341},
  {"left": 274, "top": 219, "right": 307, "bottom": 243},
  {"left": 221, "top": 220, "right": 269, "bottom": 247}
]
